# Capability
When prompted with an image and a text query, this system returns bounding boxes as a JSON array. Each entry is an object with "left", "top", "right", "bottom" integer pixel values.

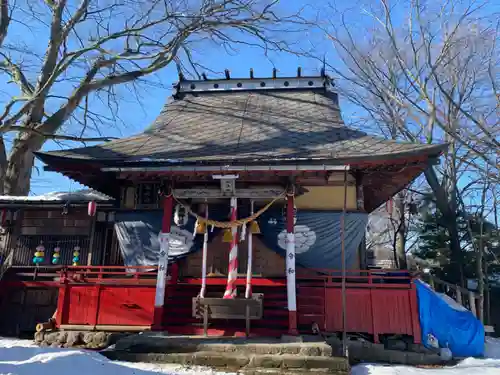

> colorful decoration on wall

[
  {"left": 33, "top": 241, "right": 45, "bottom": 264},
  {"left": 52, "top": 245, "right": 61, "bottom": 265},
  {"left": 72, "top": 245, "right": 80, "bottom": 266},
  {"left": 88, "top": 201, "right": 97, "bottom": 216}
]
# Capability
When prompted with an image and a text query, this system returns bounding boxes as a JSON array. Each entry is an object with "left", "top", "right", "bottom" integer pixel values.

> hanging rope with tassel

[{"left": 172, "top": 192, "right": 285, "bottom": 229}]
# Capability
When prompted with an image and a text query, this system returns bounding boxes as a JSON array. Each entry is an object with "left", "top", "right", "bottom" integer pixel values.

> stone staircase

[{"left": 102, "top": 334, "right": 350, "bottom": 374}]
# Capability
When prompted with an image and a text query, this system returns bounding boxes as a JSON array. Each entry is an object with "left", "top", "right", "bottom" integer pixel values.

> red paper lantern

[{"left": 87, "top": 201, "right": 97, "bottom": 216}]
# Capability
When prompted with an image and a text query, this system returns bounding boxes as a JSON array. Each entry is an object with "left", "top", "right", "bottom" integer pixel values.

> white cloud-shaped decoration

[
  {"left": 277, "top": 225, "right": 317, "bottom": 254},
  {"left": 167, "top": 226, "right": 194, "bottom": 256}
]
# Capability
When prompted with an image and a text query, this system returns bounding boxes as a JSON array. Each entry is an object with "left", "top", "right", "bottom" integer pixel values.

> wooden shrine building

[{"left": 0, "top": 70, "right": 446, "bottom": 341}]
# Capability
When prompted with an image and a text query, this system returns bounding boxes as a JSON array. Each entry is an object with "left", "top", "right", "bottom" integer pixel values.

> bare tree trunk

[
  {"left": 425, "top": 165, "right": 464, "bottom": 286},
  {"left": 394, "top": 191, "right": 407, "bottom": 269},
  {"left": 477, "top": 179, "right": 489, "bottom": 323},
  {"left": 0, "top": 136, "right": 7, "bottom": 195},
  {"left": 3, "top": 136, "right": 40, "bottom": 195}
]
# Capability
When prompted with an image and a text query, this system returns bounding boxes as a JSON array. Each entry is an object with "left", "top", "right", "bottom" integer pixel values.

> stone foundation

[{"left": 34, "top": 330, "right": 129, "bottom": 349}]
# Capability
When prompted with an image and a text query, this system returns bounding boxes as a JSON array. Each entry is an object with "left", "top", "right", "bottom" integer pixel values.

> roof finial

[
  {"left": 321, "top": 56, "right": 326, "bottom": 77},
  {"left": 202, "top": 73, "right": 208, "bottom": 81},
  {"left": 297, "top": 67, "right": 302, "bottom": 77},
  {"left": 272, "top": 68, "right": 277, "bottom": 79},
  {"left": 250, "top": 68, "right": 254, "bottom": 79},
  {"left": 224, "top": 69, "right": 231, "bottom": 80}
]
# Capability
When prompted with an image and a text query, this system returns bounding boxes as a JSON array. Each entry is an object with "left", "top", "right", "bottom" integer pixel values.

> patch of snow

[
  {"left": 351, "top": 358, "right": 500, "bottom": 375},
  {"left": 0, "top": 189, "right": 113, "bottom": 202},
  {"left": 0, "top": 337, "right": 234, "bottom": 375},
  {"left": 485, "top": 337, "right": 500, "bottom": 359},
  {"left": 352, "top": 336, "right": 500, "bottom": 374},
  {"left": 3, "top": 336, "right": 500, "bottom": 375}
]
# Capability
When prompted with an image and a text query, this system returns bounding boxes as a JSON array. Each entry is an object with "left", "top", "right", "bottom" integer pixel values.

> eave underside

[{"left": 39, "top": 154, "right": 435, "bottom": 212}]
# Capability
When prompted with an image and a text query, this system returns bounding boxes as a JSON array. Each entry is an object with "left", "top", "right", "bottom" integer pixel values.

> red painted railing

[
  {"left": 296, "top": 269, "right": 421, "bottom": 343},
  {"left": 50, "top": 266, "right": 421, "bottom": 343},
  {"left": 55, "top": 266, "right": 166, "bottom": 328},
  {"left": 58, "top": 265, "right": 160, "bottom": 285}
]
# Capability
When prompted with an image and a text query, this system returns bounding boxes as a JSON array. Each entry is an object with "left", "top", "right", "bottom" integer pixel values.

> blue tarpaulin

[{"left": 415, "top": 279, "right": 484, "bottom": 357}]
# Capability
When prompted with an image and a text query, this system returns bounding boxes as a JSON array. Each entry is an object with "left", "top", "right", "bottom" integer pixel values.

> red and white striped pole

[{"left": 224, "top": 197, "right": 238, "bottom": 299}]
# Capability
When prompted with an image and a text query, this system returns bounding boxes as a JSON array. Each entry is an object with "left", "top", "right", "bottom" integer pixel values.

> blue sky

[
  {"left": 1, "top": 0, "right": 496, "bottom": 211},
  {"left": 1, "top": 0, "right": 333, "bottom": 195}
]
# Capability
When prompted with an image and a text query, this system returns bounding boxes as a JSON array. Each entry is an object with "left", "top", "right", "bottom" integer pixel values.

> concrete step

[
  {"left": 114, "top": 334, "right": 333, "bottom": 357},
  {"left": 102, "top": 350, "right": 349, "bottom": 374}
]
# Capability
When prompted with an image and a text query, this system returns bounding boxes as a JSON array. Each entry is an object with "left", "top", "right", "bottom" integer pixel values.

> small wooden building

[{"left": 0, "top": 71, "right": 446, "bottom": 342}]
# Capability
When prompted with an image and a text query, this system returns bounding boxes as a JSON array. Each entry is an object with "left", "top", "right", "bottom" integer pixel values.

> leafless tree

[
  {"left": 0, "top": 0, "right": 309, "bottom": 195},
  {"left": 323, "top": 0, "right": 499, "bottom": 284}
]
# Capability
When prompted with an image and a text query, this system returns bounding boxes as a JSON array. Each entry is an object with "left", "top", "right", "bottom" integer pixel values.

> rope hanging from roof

[{"left": 172, "top": 192, "right": 286, "bottom": 229}]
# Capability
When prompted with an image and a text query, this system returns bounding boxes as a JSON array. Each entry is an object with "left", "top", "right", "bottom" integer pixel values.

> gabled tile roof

[{"left": 36, "top": 86, "right": 445, "bottom": 165}]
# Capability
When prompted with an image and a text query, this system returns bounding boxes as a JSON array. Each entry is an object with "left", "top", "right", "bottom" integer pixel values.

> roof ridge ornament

[{"left": 175, "top": 67, "right": 334, "bottom": 94}]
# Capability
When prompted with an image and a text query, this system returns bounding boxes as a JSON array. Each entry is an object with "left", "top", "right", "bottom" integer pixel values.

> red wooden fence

[
  {"left": 56, "top": 266, "right": 162, "bottom": 328},
  {"left": 296, "top": 269, "right": 421, "bottom": 343},
  {"left": 52, "top": 266, "right": 421, "bottom": 343}
]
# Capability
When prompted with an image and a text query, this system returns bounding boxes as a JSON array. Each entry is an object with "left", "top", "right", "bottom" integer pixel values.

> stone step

[
  {"left": 239, "top": 369, "right": 344, "bottom": 375},
  {"left": 102, "top": 350, "right": 349, "bottom": 374},
  {"left": 114, "top": 334, "right": 333, "bottom": 357}
]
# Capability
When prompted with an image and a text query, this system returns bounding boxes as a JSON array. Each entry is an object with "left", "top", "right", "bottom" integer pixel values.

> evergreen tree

[{"left": 412, "top": 194, "right": 499, "bottom": 282}]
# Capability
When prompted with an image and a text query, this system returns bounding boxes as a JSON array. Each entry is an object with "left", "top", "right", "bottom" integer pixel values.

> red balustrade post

[
  {"left": 55, "top": 279, "right": 68, "bottom": 327},
  {"left": 409, "top": 281, "right": 422, "bottom": 344},
  {"left": 170, "top": 262, "right": 179, "bottom": 285},
  {"left": 152, "top": 190, "right": 173, "bottom": 330}
]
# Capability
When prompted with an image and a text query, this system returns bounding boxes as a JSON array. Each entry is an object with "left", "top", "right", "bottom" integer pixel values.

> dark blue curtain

[
  {"left": 258, "top": 209, "right": 368, "bottom": 269},
  {"left": 115, "top": 207, "right": 368, "bottom": 270},
  {"left": 114, "top": 210, "right": 220, "bottom": 268}
]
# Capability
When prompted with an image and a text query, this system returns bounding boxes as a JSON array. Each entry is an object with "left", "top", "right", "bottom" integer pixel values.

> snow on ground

[
  {"left": 352, "top": 337, "right": 500, "bottom": 375},
  {"left": 2, "top": 337, "right": 500, "bottom": 375},
  {"left": 0, "top": 337, "right": 234, "bottom": 375}
]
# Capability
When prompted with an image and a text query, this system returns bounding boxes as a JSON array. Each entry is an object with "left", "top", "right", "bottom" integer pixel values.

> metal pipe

[
  {"left": 341, "top": 168, "right": 348, "bottom": 356},
  {"left": 102, "top": 164, "right": 350, "bottom": 173},
  {"left": 245, "top": 200, "right": 254, "bottom": 299},
  {"left": 286, "top": 190, "right": 298, "bottom": 335}
]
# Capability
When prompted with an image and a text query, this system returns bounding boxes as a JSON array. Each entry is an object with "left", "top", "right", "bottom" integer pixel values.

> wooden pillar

[
  {"left": 286, "top": 191, "right": 298, "bottom": 335},
  {"left": 152, "top": 191, "right": 173, "bottom": 330},
  {"left": 87, "top": 215, "right": 97, "bottom": 266},
  {"left": 340, "top": 168, "right": 348, "bottom": 355}
]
